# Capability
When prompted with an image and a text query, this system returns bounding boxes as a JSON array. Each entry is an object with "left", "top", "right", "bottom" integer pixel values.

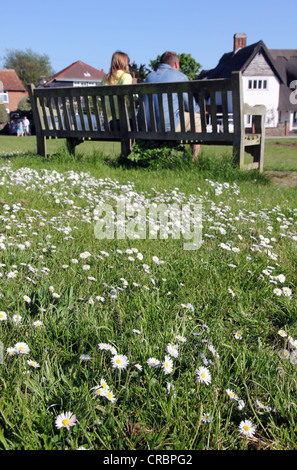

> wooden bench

[{"left": 28, "top": 71, "right": 266, "bottom": 171}]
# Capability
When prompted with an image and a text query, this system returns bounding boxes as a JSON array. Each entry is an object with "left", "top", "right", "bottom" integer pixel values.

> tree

[
  {"left": 17, "top": 96, "right": 32, "bottom": 113},
  {"left": 0, "top": 100, "right": 9, "bottom": 127},
  {"left": 129, "top": 62, "right": 150, "bottom": 82},
  {"left": 3, "top": 48, "right": 54, "bottom": 86},
  {"left": 149, "top": 53, "right": 202, "bottom": 80}
]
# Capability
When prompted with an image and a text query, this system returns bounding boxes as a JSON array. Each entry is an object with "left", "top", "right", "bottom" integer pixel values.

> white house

[{"left": 199, "top": 34, "right": 297, "bottom": 135}]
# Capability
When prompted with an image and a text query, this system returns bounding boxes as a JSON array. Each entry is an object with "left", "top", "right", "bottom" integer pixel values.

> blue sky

[{"left": 1, "top": 0, "right": 296, "bottom": 76}]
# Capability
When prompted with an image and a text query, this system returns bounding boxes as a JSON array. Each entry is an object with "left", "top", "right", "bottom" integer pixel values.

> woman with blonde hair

[
  {"left": 104, "top": 51, "right": 132, "bottom": 86},
  {"left": 102, "top": 51, "right": 132, "bottom": 130}
]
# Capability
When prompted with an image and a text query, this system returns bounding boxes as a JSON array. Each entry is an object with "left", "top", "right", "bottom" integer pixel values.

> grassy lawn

[
  {"left": 1, "top": 135, "right": 297, "bottom": 171},
  {"left": 0, "top": 138, "right": 296, "bottom": 450}
]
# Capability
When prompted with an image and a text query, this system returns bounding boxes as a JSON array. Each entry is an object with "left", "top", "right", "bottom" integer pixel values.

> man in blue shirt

[{"left": 141, "top": 51, "right": 201, "bottom": 158}]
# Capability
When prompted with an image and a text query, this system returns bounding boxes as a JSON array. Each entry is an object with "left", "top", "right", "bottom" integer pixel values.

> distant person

[
  {"left": 17, "top": 120, "right": 24, "bottom": 137},
  {"left": 101, "top": 51, "right": 133, "bottom": 129},
  {"left": 140, "top": 51, "right": 201, "bottom": 159},
  {"left": 22, "top": 116, "right": 30, "bottom": 136}
]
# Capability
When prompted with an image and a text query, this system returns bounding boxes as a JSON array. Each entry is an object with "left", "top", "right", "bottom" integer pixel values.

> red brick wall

[{"left": 7, "top": 91, "right": 28, "bottom": 113}]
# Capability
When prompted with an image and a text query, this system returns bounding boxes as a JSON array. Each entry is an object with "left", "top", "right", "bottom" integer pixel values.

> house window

[
  {"left": 247, "top": 80, "right": 268, "bottom": 90},
  {"left": 0, "top": 92, "right": 9, "bottom": 103}
]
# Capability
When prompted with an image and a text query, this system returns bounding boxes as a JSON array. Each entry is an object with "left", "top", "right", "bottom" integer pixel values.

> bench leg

[
  {"left": 37, "top": 135, "right": 46, "bottom": 157},
  {"left": 121, "top": 137, "right": 131, "bottom": 157},
  {"left": 233, "top": 140, "right": 245, "bottom": 169},
  {"left": 66, "top": 138, "right": 83, "bottom": 155}
]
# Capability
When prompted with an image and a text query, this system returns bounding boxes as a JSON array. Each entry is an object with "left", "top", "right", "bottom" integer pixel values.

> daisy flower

[
  {"left": 282, "top": 287, "right": 292, "bottom": 297},
  {"left": 23, "top": 295, "right": 31, "bottom": 303},
  {"left": 195, "top": 366, "right": 212, "bottom": 385},
  {"left": 0, "top": 311, "right": 7, "bottom": 321},
  {"left": 175, "top": 335, "right": 186, "bottom": 343},
  {"left": 7, "top": 271, "right": 17, "bottom": 279},
  {"left": 234, "top": 331, "right": 243, "bottom": 340},
  {"left": 256, "top": 399, "right": 266, "bottom": 410},
  {"left": 92, "top": 386, "right": 106, "bottom": 397},
  {"left": 55, "top": 411, "right": 77, "bottom": 430},
  {"left": 33, "top": 320, "right": 43, "bottom": 327},
  {"left": 6, "top": 347, "right": 16, "bottom": 356},
  {"left": 278, "top": 329, "right": 287, "bottom": 338},
  {"left": 202, "top": 413, "right": 212, "bottom": 423},
  {"left": 237, "top": 399, "right": 245, "bottom": 411},
  {"left": 162, "top": 355, "right": 174, "bottom": 375},
  {"left": 27, "top": 359, "right": 40, "bottom": 369},
  {"left": 98, "top": 343, "right": 111, "bottom": 351},
  {"left": 100, "top": 378, "right": 109, "bottom": 390},
  {"left": 273, "top": 288, "right": 282, "bottom": 296},
  {"left": 226, "top": 388, "right": 238, "bottom": 400},
  {"left": 147, "top": 357, "right": 160, "bottom": 368},
  {"left": 135, "top": 363, "right": 143, "bottom": 371},
  {"left": 278, "top": 349, "right": 290, "bottom": 359},
  {"left": 111, "top": 354, "right": 129, "bottom": 370},
  {"left": 166, "top": 343, "right": 179, "bottom": 358},
  {"left": 79, "top": 354, "right": 91, "bottom": 361},
  {"left": 239, "top": 419, "right": 256, "bottom": 438},
  {"left": 105, "top": 390, "right": 116, "bottom": 403},
  {"left": 14, "top": 342, "right": 30, "bottom": 354}
]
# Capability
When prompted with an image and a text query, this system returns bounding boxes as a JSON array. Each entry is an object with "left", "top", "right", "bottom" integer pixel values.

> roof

[
  {"left": 0, "top": 69, "right": 26, "bottom": 91},
  {"left": 45, "top": 60, "right": 106, "bottom": 86},
  {"left": 198, "top": 41, "right": 283, "bottom": 82}
]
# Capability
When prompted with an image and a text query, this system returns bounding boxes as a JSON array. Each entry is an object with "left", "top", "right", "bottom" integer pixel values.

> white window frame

[
  {"left": 0, "top": 92, "right": 9, "bottom": 103},
  {"left": 248, "top": 79, "right": 268, "bottom": 90}
]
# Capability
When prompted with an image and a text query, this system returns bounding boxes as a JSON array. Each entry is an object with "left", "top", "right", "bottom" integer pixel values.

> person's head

[
  {"left": 160, "top": 51, "right": 179, "bottom": 70},
  {"left": 107, "top": 51, "right": 130, "bottom": 83}
]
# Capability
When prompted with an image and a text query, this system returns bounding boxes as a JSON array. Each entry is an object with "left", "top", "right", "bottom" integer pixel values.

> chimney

[{"left": 233, "top": 33, "right": 247, "bottom": 52}]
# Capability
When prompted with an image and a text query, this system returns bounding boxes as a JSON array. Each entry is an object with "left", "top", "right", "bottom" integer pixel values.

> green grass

[
  {"left": 0, "top": 142, "right": 296, "bottom": 450},
  {"left": 1, "top": 135, "right": 297, "bottom": 171}
]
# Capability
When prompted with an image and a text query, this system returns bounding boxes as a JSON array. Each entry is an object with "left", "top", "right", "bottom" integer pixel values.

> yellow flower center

[
  {"left": 201, "top": 373, "right": 206, "bottom": 378},
  {"left": 244, "top": 425, "right": 250, "bottom": 432},
  {"left": 62, "top": 419, "right": 70, "bottom": 426},
  {"left": 116, "top": 359, "right": 121, "bottom": 364}
]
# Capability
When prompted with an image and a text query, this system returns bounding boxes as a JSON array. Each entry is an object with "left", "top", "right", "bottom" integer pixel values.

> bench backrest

[{"left": 28, "top": 71, "right": 244, "bottom": 146}]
